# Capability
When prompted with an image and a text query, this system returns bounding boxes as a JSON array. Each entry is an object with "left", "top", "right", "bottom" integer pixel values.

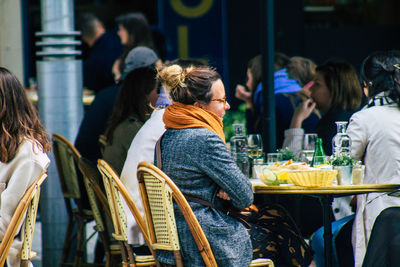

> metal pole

[
  {"left": 260, "top": 0, "right": 276, "bottom": 153},
  {"left": 36, "top": 0, "right": 83, "bottom": 265}
]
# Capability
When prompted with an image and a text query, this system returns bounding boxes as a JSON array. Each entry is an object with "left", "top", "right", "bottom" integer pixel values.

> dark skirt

[{"left": 247, "top": 204, "right": 314, "bottom": 267}]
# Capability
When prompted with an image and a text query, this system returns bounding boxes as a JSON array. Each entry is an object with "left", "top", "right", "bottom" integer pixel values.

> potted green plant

[
  {"left": 277, "top": 147, "right": 300, "bottom": 162},
  {"left": 329, "top": 153, "right": 357, "bottom": 185}
]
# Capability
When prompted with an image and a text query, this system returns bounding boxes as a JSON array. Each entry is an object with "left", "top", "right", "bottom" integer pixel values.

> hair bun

[{"left": 159, "top": 64, "right": 188, "bottom": 93}]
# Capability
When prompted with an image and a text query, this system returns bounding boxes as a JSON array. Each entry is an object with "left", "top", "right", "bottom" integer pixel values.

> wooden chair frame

[
  {"left": 78, "top": 157, "right": 123, "bottom": 267},
  {"left": 52, "top": 133, "right": 96, "bottom": 266},
  {"left": 0, "top": 171, "right": 47, "bottom": 267},
  {"left": 137, "top": 162, "right": 274, "bottom": 267},
  {"left": 97, "top": 159, "right": 156, "bottom": 267}
]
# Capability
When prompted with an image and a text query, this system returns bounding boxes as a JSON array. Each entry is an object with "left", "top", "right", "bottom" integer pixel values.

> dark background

[{"left": 23, "top": 0, "right": 400, "bottom": 108}]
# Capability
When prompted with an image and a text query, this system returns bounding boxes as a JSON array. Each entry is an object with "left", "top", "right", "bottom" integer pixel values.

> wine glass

[
  {"left": 247, "top": 134, "right": 263, "bottom": 160},
  {"left": 302, "top": 133, "right": 318, "bottom": 163}
]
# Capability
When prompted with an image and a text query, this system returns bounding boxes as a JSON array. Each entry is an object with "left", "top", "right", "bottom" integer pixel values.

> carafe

[
  {"left": 230, "top": 124, "right": 250, "bottom": 177},
  {"left": 332, "top": 121, "right": 351, "bottom": 157}
]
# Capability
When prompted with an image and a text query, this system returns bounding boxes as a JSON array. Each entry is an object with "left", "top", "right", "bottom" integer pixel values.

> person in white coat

[
  {"left": 347, "top": 50, "right": 400, "bottom": 267},
  {"left": 120, "top": 59, "right": 203, "bottom": 245},
  {"left": 0, "top": 67, "right": 51, "bottom": 267}
]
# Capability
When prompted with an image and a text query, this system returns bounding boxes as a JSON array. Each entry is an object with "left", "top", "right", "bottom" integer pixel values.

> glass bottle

[
  {"left": 311, "top": 138, "right": 326, "bottom": 167},
  {"left": 332, "top": 121, "right": 352, "bottom": 157},
  {"left": 230, "top": 124, "right": 250, "bottom": 177},
  {"left": 252, "top": 157, "right": 264, "bottom": 179}
]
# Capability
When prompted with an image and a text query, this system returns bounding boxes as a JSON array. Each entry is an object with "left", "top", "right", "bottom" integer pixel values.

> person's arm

[
  {"left": 199, "top": 134, "right": 253, "bottom": 209},
  {"left": 0, "top": 159, "right": 45, "bottom": 240},
  {"left": 235, "top": 85, "right": 253, "bottom": 109},
  {"left": 346, "top": 112, "right": 367, "bottom": 161},
  {"left": 281, "top": 98, "right": 315, "bottom": 156},
  {"left": 290, "top": 98, "right": 316, "bottom": 129}
]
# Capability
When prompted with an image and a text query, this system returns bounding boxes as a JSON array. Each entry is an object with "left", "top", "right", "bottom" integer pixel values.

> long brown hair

[
  {"left": 316, "top": 61, "right": 362, "bottom": 111},
  {"left": 116, "top": 12, "right": 154, "bottom": 74},
  {"left": 105, "top": 66, "right": 158, "bottom": 143},
  {"left": 0, "top": 67, "right": 51, "bottom": 163}
]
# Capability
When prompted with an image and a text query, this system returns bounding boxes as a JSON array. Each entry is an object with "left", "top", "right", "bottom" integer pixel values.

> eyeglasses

[{"left": 211, "top": 96, "right": 228, "bottom": 107}]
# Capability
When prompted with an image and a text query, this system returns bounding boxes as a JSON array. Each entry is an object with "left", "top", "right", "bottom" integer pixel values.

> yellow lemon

[{"left": 276, "top": 171, "right": 289, "bottom": 181}]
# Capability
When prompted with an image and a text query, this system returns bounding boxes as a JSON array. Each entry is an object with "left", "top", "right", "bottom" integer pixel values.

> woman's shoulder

[
  {"left": 164, "top": 128, "right": 224, "bottom": 150},
  {"left": 351, "top": 104, "right": 400, "bottom": 121},
  {"left": 16, "top": 139, "right": 50, "bottom": 169},
  {"left": 113, "top": 116, "right": 144, "bottom": 137},
  {"left": 167, "top": 128, "right": 220, "bottom": 140}
]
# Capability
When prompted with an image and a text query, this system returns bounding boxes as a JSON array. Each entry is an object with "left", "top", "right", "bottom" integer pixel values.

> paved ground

[{"left": 31, "top": 221, "right": 97, "bottom": 266}]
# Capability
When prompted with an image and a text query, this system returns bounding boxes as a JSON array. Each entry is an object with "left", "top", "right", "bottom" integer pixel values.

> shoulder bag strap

[
  {"left": 155, "top": 132, "right": 249, "bottom": 227},
  {"left": 156, "top": 134, "right": 164, "bottom": 169}
]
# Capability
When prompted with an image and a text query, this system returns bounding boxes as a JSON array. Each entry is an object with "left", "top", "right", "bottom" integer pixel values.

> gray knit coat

[{"left": 155, "top": 128, "right": 253, "bottom": 267}]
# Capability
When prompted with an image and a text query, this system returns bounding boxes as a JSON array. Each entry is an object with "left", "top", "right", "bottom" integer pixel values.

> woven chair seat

[
  {"left": 0, "top": 172, "right": 47, "bottom": 266},
  {"left": 137, "top": 161, "right": 275, "bottom": 267},
  {"left": 97, "top": 159, "right": 157, "bottom": 267}
]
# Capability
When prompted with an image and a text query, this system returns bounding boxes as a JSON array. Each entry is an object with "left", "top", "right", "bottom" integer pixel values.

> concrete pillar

[{"left": 36, "top": 0, "right": 83, "bottom": 265}]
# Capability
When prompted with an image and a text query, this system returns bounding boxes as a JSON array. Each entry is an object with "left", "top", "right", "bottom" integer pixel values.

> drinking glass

[
  {"left": 247, "top": 134, "right": 263, "bottom": 160},
  {"left": 267, "top": 153, "right": 283, "bottom": 164},
  {"left": 312, "top": 156, "right": 329, "bottom": 167},
  {"left": 301, "top": 133, "right": 318, "bottom": 163}
]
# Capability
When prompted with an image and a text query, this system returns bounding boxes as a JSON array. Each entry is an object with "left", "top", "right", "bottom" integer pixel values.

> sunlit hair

[
  {"left": 286, "top": 56, "right": 317, "bottom": 86},
  {"left": 316, "top": 60, "right": 362, "bottom": 111},
  {"left": 360, "top": 50, "right": 400, "bottom": 105},
  {"left": 0, "top": 67, "right": 51, "bottom": 163},
  {"left": 158, "top": 64, "right": 221, "bottom": 105},
  {"left": 105, "top": 66, "right": 158, "bottom": 143}
]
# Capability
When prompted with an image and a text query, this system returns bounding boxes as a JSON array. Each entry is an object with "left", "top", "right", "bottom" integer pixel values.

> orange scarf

[{"left": 163, "top": 102, "right": 225, "bottom": 142}]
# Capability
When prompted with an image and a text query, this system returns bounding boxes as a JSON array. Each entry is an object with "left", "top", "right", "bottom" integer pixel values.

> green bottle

[{"left": 311, "top": 138, "right": 326, "bottom": 167}]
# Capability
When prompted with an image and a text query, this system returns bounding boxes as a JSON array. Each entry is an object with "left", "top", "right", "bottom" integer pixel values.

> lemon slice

[
  {"left": 276, "top": 170, "right": 289, "bottom": 181},
  {"left": 316, "top": 164, "right": 332, "bottom": 170},
  {"left": 260, "top": 167, "right": 278, "bottom": 185},
  {"left": 316, "top": 164, "right": 329, "bottom": 168}
]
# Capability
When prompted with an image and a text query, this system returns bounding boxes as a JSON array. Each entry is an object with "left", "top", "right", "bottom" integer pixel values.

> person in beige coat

[
  {"left": 0, "top": 67, "right": 51, "bottom": 267},
  {"left": 347, "top": 50, "right": 400, "bottom": 267}
]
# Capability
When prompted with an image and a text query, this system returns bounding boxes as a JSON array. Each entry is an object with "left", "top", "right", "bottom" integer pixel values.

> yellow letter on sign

[{"left": 170, "top": 0, "right": 213, "bottom": 18}]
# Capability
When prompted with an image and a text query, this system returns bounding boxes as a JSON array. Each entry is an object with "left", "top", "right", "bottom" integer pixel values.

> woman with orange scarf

[{"left": 155, "top": 64, "right": 312, "bottom": 267}]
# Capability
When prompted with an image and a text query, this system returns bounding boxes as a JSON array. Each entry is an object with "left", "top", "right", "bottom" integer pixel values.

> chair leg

[
  {"left": 173, "top": 251, "right": 183, "bottom": 267},
  {"left": 104, "top": 251, "right": 111, "bottom": 267},
  {"left": 74, "top": 217, "right": 86, "bottom": 267},
  {"left": 118, "top": 241, "right": 129, "bottom": 266},
  {"left": 62, "top": 216, "right": 75, "bottom": 263},
  {"left": 124, "top": 242, "right": 136, "bottom": 266}
]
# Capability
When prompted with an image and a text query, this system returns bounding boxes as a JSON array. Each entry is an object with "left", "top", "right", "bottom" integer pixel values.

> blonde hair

[
  {"left": 158, "top": 64, "right": 220, "bottom": 104},
  {"left": 158, "top": 64, "right": 193, "bottom": 94}
]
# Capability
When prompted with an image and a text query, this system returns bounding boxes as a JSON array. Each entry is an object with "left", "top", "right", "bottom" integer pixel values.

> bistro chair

[
  {"left": 0, "top": 171, "right": 47, "bottom": 267},
  {"left": 52, "top": 133, "right": 95, "bottom": 266},
  {"left": 97, "top": 159, "right": 156, "bottom": 267},
  {"left": 136, "top": 161, "right": 274, "bottom": 267},
  {"left": 78, "top": 157, "right": 122, "bottom": 267}
]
